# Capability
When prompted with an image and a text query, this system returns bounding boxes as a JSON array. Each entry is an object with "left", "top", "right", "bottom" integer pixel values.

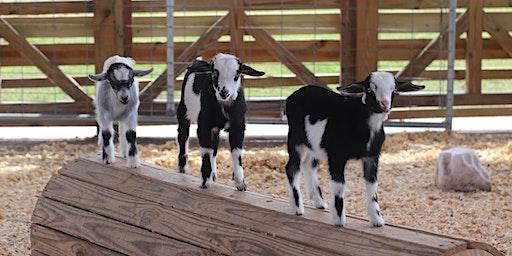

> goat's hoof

[
  {"left": 179, "top": 167, "right": 186, "bottom": 173},
  {"left": 294, "top": 206, "right": 304, "bottom": 216},
  {"left": 370, "top": 217, "right": 385, "bottom": 227},
  {"left": 235, "top": 180, "right": 247, "bottom": 191},
  {"left": 127, "top": 157, "right": 140, "bottom": 168},
  {"left": 103, "top": 157, "right": 114, "bottom": 165},
  {"left": 314, "top": 200, "right": 328, "bottom": 210},
  {"left": 331, "top": 213, "right": 347, "bottom": 226}
]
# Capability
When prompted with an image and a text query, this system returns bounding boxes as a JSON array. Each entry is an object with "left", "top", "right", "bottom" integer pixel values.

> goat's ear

[
  {"left": 395, "top": 80, "right": 425, "bottom": 92},
  {"left": 88, "top": 73, "right": 107, "bottom": 82},
  {"left": 337, "top": 83, "right": 365, "bottom": 96},
  {"left": 133, "top": 68, "right": 154, "bottom": 77},
  {"left": 188, "top": 61, "right": 212, "bottom": 73},
  {"left": 240, "top": 64, "right": 265, "bottom": 77}
]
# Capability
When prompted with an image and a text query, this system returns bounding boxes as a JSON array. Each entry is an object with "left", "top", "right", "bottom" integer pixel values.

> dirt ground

[{"left": 0, "top": 132, "right": 511, "bottom": 255}]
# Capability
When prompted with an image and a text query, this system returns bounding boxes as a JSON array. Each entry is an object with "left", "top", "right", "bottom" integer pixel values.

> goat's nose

[
  {"left": 380, "top": 100, "right": 391, "bottom": 111},
  {"left": 121, "top": 96, "right": 129, "bottom": 102},
  {"left": 219, "top": 89, "right": 229, "bottom": 99}
]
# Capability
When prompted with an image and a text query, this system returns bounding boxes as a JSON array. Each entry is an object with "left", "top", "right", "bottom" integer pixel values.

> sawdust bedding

[{"left": 0, "top": 132, "right": 511, "bottom": 255}]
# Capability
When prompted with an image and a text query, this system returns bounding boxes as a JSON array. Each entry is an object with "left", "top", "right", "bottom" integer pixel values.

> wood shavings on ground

[{"left": 0, "top": 132, "right": 511, "bottom": 255}]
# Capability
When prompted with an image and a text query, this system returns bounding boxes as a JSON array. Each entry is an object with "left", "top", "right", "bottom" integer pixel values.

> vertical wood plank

[
  {"left": 465, "top": 0, "right": 483, "bottom": 94},
  {"left": 355, "top": 0, "right": 379, "bottom": 80},
  {"left": 229, "top": 0, "right": 245, "bottom": 59},
  {"left": 94, "top": 0, "right": 131, "bottom": 73},
  {"left": 340, "top": 0, "right": 357, "bottom": 85}
]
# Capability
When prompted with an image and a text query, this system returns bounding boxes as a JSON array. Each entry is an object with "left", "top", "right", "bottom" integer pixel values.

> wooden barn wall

[{"left": 0, "top": 0, "right": 511, "bottom": 125}]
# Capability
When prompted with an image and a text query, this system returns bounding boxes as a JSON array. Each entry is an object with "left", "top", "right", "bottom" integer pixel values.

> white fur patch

[
  {"left": 304, "top": 115, "right": 328, "bottom": 161},
  {"left": 183, "top": 73, "right": 201, "bottom": 123},
  {"left": 113, "top": 66, "right": 131, "bottom": 81},
  {"left": 301, "top": 153, "right": 327, "bottom": 209},
  {"left": 102, "top": 55, "right": 135, "bottom": 73},
  {"left": 365, "top": 180, "right": 385, "bottom": 226},
  {"left": 366, "top": 113, "right": 388, "bottom": 150},
  {"left": 369, "top": 71, "right": 395, "bottom": 103},
  {"left": 212, "top": 53, "right": 241, "bottom": 102},
  {"left": 330, "top": 181, "right": 346, "bottom": 226},
  {"left": 231, "top": 148, "right": 245, "bottom": 189},
  {"left": 288, "top": 170, "right": 304, "bottom": 215}
]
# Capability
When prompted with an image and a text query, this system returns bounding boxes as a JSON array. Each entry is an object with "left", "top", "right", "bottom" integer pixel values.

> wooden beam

[
  {"left": 139, "top": 14, "right": 229, "bottom": 102},
  {"left": 32, "top": 198, "right": 213, "bottom": 255},
  {"left": 243, "top": 13, "right": 325, "bottom": 87},
  {"left": 32, "top": 224, "right": 124, "bottom": 256},
  {"left": 340, "top": 0, "right": 357, "bottom": 85},
  {"left": 94, "top": 0, "right": 132, "bottom": 72},
  {"left": 229, "top": 0, "right": 245, "bottom": 59},
  {"left": 355, "top": 0, "right": 379, "bottom": 80},
  {"left": 483, "top": 12, "right": 512, "bottom": 58},
  {"left": 0, "top": 18, "right": 92, "bottom": 103},
  {"left": 465, "top": 0, "right": 483, "bottom": 95},
  {"left": 395, "top": 11, "right": 469, "bottom": 80}
]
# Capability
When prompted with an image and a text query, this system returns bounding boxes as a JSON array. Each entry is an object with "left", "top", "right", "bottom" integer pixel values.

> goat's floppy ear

[
  {"left": 133, "top": 68, "right": 154, "bottom": 77},
  {"left": 395, "top": 80, "right": 425, "bottom": 92},
  {"left": 188, "top": 60, "right": 212, "bottom": 73},
  {"left": 240, "top": 64, "right": 265, "bottom": 77},
  {"left": 337, "top": 83, "right": 365, "bottom": 96},
  {"left": 88, "top": 73, "right": 107, "bottom": 82}
]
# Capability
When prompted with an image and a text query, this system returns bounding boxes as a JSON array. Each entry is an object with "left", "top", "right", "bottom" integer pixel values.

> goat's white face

[
  {"left": 337, "top": 71, "right": 425, "bottom": 113},
  {"left": 112, "top": 66, "right": 133, "bottom": 104},
  {"left": 88, "top": 57, "right": 153, "bottom": 105},
  {"left": 211, "top": 54, "right": 242, "bottom": 102},
  {"left": 368, "top": 72, "right": 396, "bottom": 112}
]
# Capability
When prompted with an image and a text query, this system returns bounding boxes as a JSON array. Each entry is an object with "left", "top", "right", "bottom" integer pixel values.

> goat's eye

[{"left": 234, "top": 73, "right": 240, "bottom": 81}]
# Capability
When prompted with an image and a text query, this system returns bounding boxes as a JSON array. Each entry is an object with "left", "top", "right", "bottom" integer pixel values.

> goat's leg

[
  {"left": 119, "top": 123, "right": 127, "bottom": 158},
  {"left": 363, "top": 157, "right": 384, "bottom": 227},
  {"left": 286, "top": 143, "right": 304, "bottom": 215},
  {"left": 198, "top": 124, "right": 217, "bottom": 189},
  {"left": 211, "top": 127, "right": 220, "bottom": 182},
  {"left": 228, "top": 122, "right": 246, "bottom": 191},
  {"left": 328, "top": 157, "right": 347, "bottom": 226},
  {"left": 302, "top": 152, "right": 327, "bottom": 209},
  {"left": 98, "top": 118, "right": 115, "bottom": 165},
  {"left": 123, "top": 115, "right": 140, "bottom": 168},
  {"left": 177, "top": 104, "right": 190, "bottom": 173}
]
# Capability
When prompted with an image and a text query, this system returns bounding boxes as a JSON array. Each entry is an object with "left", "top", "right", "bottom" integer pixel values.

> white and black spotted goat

[
  {"left": 177, "top": 53, "right": 265, "bottom": 190},
  {"left": 285, "top": 71, "right": 424, "bottom": 226},
  {"left": 88, "top": 55, "right": 153, "bottom": 168}
]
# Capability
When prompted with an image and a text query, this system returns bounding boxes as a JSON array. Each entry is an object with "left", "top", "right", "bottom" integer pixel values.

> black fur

[
  {"left": 285, "top": 72, "right": 424, "bottom": 225},
  {"left": 101, "top": 130, "right": 112, "bottom": 162},
  {"left": 126, "top": 130, "right": 137, "bottom": 157},
  {"left": 176, "top": 58, "right": 264, "bottom": 191}
]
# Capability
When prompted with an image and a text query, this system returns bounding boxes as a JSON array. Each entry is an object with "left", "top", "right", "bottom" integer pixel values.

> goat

[
  {"left": 284, "top": 71, "right": 424, "bottom": 226},
  {"left": 88, "top": 55, "right": 153, "bottom": 168},
  {"left": 177, "top": 53, "right": 265, "bottom": 191}
]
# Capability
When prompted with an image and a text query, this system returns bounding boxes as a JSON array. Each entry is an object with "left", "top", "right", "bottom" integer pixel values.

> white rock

[{"left": 436, "top": 148, "right": 491, "bottom": 192}]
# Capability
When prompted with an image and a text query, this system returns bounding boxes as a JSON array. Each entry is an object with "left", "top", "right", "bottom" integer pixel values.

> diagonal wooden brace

[
  {"left": 0, "top": 17, "right": 92, "bottom": 103},
  {"left": 395, "top": 11, "right": 468, "bottom": 81},
  {"left": 242, "top": 12, "right": 325, "bottom": 87}
]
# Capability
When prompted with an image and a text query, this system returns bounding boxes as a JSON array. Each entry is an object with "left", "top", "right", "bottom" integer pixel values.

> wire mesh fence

[{"left": 0, "top": 0, "right": 510, "bottom": 127}]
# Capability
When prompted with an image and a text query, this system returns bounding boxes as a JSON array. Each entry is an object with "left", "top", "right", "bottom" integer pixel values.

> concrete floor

[{"left": 0, "top": 116, "right": 510, "bottom": 140}]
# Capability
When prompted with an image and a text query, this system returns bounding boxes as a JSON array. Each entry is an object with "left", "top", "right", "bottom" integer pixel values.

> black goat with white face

[
  {"left": 88, "top": 55, "right": 153, "bottom": 168},
  {"left": 176, "top": 53, "right": 265, "bottom": 191},
  {"left": 285, "top": 71, "right": 424, "bottom": 226}
]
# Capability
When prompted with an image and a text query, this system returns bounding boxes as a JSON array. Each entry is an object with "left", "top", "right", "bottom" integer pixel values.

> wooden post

[
  {"left": 340, "top": 0, "right": 357, "bottom": 85},
  {"left": 229, "top": 0, "right": 244, "bottom": 59},
  {"left": 355, "top": 0, "right": 378, "bottom": 81},
  {"left": 465, "top": 0, "right": 483, "bottom": 95},
  {"left": 94, "top": 0, "right": 132, "bottom": 73}
]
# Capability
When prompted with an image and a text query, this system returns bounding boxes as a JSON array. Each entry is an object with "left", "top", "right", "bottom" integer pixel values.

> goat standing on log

[
  {"left": 285, "top": 71, "right": 424, "bottom": 226},
  {"left": 177, "top": 53, "right": 265, "bottom": 191},
  {"left": 89, "top": 55, "right": 153, "bottom": 168}
]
